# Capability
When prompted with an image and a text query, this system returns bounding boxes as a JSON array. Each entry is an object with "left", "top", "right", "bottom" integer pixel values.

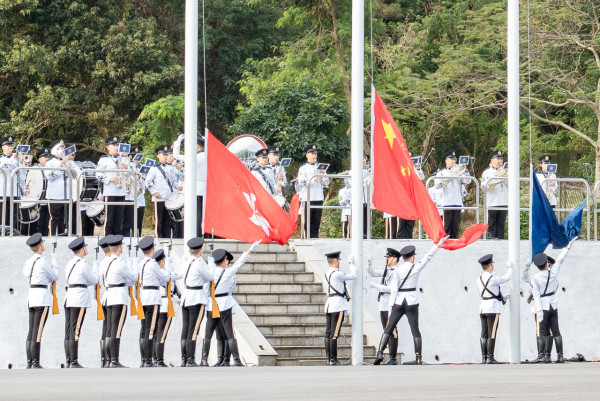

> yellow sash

[{"left": 96, "top": 284, "right": 105, "bottom": 320}]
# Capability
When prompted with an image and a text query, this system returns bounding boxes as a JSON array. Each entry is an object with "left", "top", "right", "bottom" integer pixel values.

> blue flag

[{"left": 531, "top": 166, "right": 585, "bottom": 256}]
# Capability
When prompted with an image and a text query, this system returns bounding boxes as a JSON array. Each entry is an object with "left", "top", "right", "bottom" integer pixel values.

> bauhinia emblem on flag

[
  {"left": 371, "top": 88, "right": 487, "bottom": 250},
  {"left": 204, "top": 131, "right": 300, "bottom": 244}
]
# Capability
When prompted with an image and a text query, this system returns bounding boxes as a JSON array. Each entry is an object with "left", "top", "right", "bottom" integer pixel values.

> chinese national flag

[
  {"left": 204, "top": 131, "right": 300, "bottom": 244},
  {"left": 371, "top": 89, "right": 487, "bottom": 250}
]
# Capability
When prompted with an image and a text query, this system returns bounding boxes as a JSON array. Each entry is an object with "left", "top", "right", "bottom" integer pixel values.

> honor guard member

[
  {"left": 97, "top": 136, "right": 128, "bottom": 235},
  {"left": 323, "top": 251, "right": 357, "bottom": 366},
  {"left": 481, "top": 151, "right": 508, "bottom": 239},
  {"left": 173, "top": 134, "right": 206, "bottom": 236},
  {"left": 526, "top": 238, "right": 576, "bottom": 363},
  {"left": 36, "top": 148, "right": 52, "bottom": 236},
  {"left": 122, "top": 145, "right": 145, "bottom": 237},
  {"left": 374, "top": 237, "right": 448, "bottom": 365},
  {"left": 536, "top": 155, "right": 557, "bottom": 207},
  {"left": 145, "top": 145, "right": 182, "bottom": 238},
  {"left": 63, "top": 237, "right": 99, "bottom": 368},
  {"left": 367, "top": 248, "right": 402, "bottom": 364},
  {"left": 476, "top": 254, "right": 512, "bottom": 364},
  {"left": 179, "top": 237, "right": 213, "bottom": 367},
  {"left": 154, "top": 249, "right": 182, "bottom": 367},
  {"left": 204, "top": 241, "right": 260, "bottom": 367},
  {"left": 137, "top": 236, "right": 169, "bottom": 367},
  {"left": 23, "top": 233, "right": 59, "bottom": 369},
  {"left": 435, "top": 151, "right": 471, "bottom": 238},
  {"left": 252, "top": 148, "right": 277, "bottom": 196},
  {"left": 98, "top": 236, "right": 112, "bottom": 367},
  {"left": 103, "top": 234, "right": 137, "bottom": 367},
  {"left": 1, "top": 136, "right": 21, "bottom": 230},
  {"left": 397, "top": 152, "right": 425, "bottom": 239},
  {"left": 296, "top": 144, "right": 330, "bottom": 238}
]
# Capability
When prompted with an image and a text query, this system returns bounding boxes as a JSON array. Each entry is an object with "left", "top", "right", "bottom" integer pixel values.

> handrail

[
  {"left": 424, "top": 174, "right": 480, "bottom": 221},
  {"left": 0, "top": 168, "right": 6, "bottom": 236},
  {"left": 594, "top": 180, "right": 600, "bottom": 240}
]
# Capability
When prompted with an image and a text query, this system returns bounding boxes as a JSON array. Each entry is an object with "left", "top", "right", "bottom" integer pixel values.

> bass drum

[
  {"left": 18, "top": 201, "right": 40, "bottom": 224},
  {"left": 73, "top": 161, "right": 99, "bottom": 202},
  {"left": 165, "top": 192, "right": 184, "bottom": 222},
  {"left": 85, "top": 202, "right": 106, "bottom": 227},
  {"left": 25, "top": 169, "right": 47, "bottom": 200}
]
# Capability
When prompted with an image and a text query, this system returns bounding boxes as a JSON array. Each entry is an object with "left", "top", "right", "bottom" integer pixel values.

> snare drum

[
  {"left": 165, "top": 192, "right": 184, "bottom": 222},
  {"left": 18, "top": 200, "right": 40, "bottom": 224},
  {"left": 25, "top": 169, "right": 47, "bottom": 200},
  {"left": 86, "top": 202, "right": 106, "bottom": 227}
]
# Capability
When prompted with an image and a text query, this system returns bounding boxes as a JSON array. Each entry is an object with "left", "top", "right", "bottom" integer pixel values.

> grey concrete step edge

[{"left": 229, "top": 305, "right": 278, "bottom": 365}]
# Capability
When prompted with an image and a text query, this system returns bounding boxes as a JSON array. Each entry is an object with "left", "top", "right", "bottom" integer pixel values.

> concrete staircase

[{"left": 214, "top": 241, "right": 376, "bottom": 366}]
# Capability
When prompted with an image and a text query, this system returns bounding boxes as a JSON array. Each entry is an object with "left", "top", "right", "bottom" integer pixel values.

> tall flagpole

[
  {"left": 507, "top": 0, "right": 521, "bottom": 363},
  {"left": 350, "top": 0, "right": 365, "bottom": 365},
  {"left": 184, "top": 0, "right": 198, "bottom": 241}
]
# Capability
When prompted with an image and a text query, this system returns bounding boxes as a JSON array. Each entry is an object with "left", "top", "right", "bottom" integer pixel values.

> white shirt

[
  {"left": 338, "top": 186, "right": 351, "bottom": 221},
  {"left": 99, "top": 255, "right": 113, "bottom": 306},
  {"left": 477, "top": 267, "right": 512, "bottom": 314},
  {"left": 207, "top": 252, "right": 250, "bottom": 312},
  {"left": 296, "top": 163, "right": 330, "bottom": 202},
  {"left": 23, "top": 254, "right": 59, "bottom": 307},
  {"left": 252, "top": 166, "right": 277, "bottom": 196},
  {"left": 535, "top": 171, "right": 557, "bottom": 206},
  {"left": 139, "top": 256, "right": 169, "bottom": 306},
  {"left": 145, "top": 164, "right": 180, "bottom": 202},
  {"left": 64, "top": 256, "right": 99, "bottom": 308},
  {"left": 0, "top": 154, "right": 20, "bottom": 197},
  {"left": 160, "top": 259, "right": 183, "bottom": 311},
  {"left": 368, "top": 263, "right": 397, "bottom": 311},
  {"left": 428, "top": 185, "right": 444, "bottom": 216},
  {"left": 97, "top": 155, "right": 128, "bottom": 197},
  {"left": 323, "top": 262, "right": 357, "bottom": 315},
  {"left": 388, "top": 244, "right": 440, "bottom": 308},
  {"left": 43, "top": 158, "right": 69, "bottom": 200},
  {"left": 435, "top": 168, "right": 471, "bottom": 206},
  {"left": 525, "top": 247, "right": 570, "bottom": 313},
  {"left": 180, "top": 255, "right": 214, "bottom": 307},
  {"left": 481, "top": 167, "right": 508, "bottom": 207},
  {"left": 104, "top": 255, "right": 138, "bottom": 306},
  {"left": 173, "top": 139, "right": 206, "bottom": 196}
]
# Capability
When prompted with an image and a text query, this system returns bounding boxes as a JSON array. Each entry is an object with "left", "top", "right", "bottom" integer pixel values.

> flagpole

[
  {"left": 350, "top": 0, "right": 365, "bottom": 366},
  {"left": 507, "top": 0, "right": 521, "bottom": 364},
  {"left": 184, "top": 0, "right": 198, "bottom": 241}
]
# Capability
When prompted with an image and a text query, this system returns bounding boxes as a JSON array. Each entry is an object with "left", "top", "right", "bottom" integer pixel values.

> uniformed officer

[
  {"left": 267, "top": 145, "right": 287, "bottom": 187},
  {"left": 103, "top": 234, "right": 138, "bottom": 367},
  {"left": 97, "top": 236, "right": 112, "bottom": 367},
  {"left": 535, "top": 155, "right": 557, "bottom": 207},
  {"left": 35, "top": 148, "right": 52, "bottom": 236},
  {"left": 346, "top": 155, "right": 372, "bottom": 238},
  {"left": 45, "top": 139, "right": 70, "bottom": 235},
  {"left": 397, "top": 152, "right": 425, "bottom": 239},
  {"left": 481, "top": 151, "right": 507, "bottom": 239},
  {"left": 174, "top": 134, "right": 206, "bottom": 236},
  {"left": 23, "top": 233, "right": 59, "bottom": 369},
  {"left": 525, "top": 238, "right": 576, "bottom": 364},
  {"left": 252, "top": 148, "right": 277, "bottom": 197},
  {"left": 145, "top": 145, "right": 183, "bottom": 238},
  {"left": 16, "top": 145, "right": 35, "bottom": 235},
  {"left": 435, "top": 151, "right": 471, "bottom": 239},
  {"left": 179, "top": 237, "right": 213, "bottom": 367},
  {"left": 338, "top": 182, "right": 351, "bottom": 239},
  {"left": 323, "top": 251, "right": 357, "bottom": 366},
  {"left": 63, "top": 237, "right": 99, "bottom": 368},
  {"left": 367, "top": 248, "right": 402, "bottom": 365},
  {"left": 1, "top": 136, "right": 21, "bottom": 230},
  {"left": 97, "top": 136, "right": 128, "bottom": 235},
  {"left": 476, "top": 254, "right": 512, "bottom": 364},
  {"left": 204, "top": 241, "right": 260, "bottom": 367},
  {"left": 374, "top": 237, "right": 448, "bottom": 365},
  {"left": 137, "top": 236, "right": 169, "bottom": 367},
  {"left": 296, "top": 144, "right": 330, "bottom": 238},
  {"left": 154, "top": 249, "right": 182, "bottom": 367},
  {"left": 122, "top": 145, "right": 145, "bottom": 237}
]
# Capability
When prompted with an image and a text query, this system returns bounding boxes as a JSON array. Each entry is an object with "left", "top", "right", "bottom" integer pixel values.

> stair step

[
  {"left": 247, "top": 313, "right": 333, "bottom": 325},
  {"left": 236, "top": 272, "right": 315, "bottom": 284},
  {"left": 234, "top": 292, "right": 324, "bottom": 304},
  {"left": 242, "top": 303, "right": 325, "bottom": 314},
  {"left": 202, "top": 241, "right": 291, "bottom": 253},
  {"left": 274, "top": 345, "right": 376, "bottom": 358},
  {"left": 238, "top": 262, "right": 306, "bottom": 273},
  {"left": 235, "top": 283, "right": 323, "bottom": 293},
  {"left": 264, "top": 334, "right": 367, "bottom": 347},
  {"left": 276, "top": 356, "right": 378, "bottom": 367},
  {"left": 257, "top": 324, "right": 353, "bottom": 336}
]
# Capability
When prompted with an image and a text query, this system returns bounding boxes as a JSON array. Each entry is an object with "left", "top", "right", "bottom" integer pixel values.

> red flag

[
  {"left": 371, "top": 89, "right": 487, "bottom": 250},
  {"left": 204, "top": 131, "right": 300, "bottom": 244}
]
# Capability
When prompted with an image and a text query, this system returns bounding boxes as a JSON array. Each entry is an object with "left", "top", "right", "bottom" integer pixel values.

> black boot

[
  {"left": 228, "top": 339, "right": 245, "bottom": 367},
  {"left": 529, "top": 336, "right": 544, "bottom": 363},
  {"left": 26, "top": 341, "right": 32, "bottom": 369},
  {"left": 144, "top": 339, "right": 155, "bottom": 367},
  {"left": 414, "top": 337, "right": 423, "bottom": 365},
  {"left": 480, "top": 338, "right": 488, "bottom": 364},
  {"left": 69, "top": 340, "right": 84, "bottom": 368},
  {"left": 542, "top": 336, "right": 551, "bottom": 363},
  {"left": 554, "top": 336, "right": 564, "bottom": 363},
  {"left": 186, "top": 340, "right": 199, "bottom": 367},
  {"left": 100, "top": 340, "right": 107, "bottom": 368},
  {"left": 109, "top": 338, "right": 126, "bottom": 368},
  {"left": 139, "top": 338, "right": 145, "bottom": 367},
  {"left": 103, "top": 338, "right": 111, "bottom": 368},
  {"left": 324, "top": 337, "right": 331, "bottom": 365},
  {"left": 330, "top": 339, "right": 341, "bottom": 366},
  {"left": 31, "top": 342, "right": 43, "bottom": 369},
  {"left": 213, "top": 340, "right": 224, "bottom": 367},
  {"left": 155, "top": 342, "right": 168, "bottom": 367},
  {"left": 220, "top": 342, "right": 231, "bottom": 367},
  {"left": 200, "top": 339, "right": 211, "bottom": 367},
  {"left": 180, "top": 339, "right": 187, "bottom": 367},
  {"left": 374, "top": 334, "right": 390, "bottom": 365},
  {"left": 486, "top": 338, "right": 501, "bottom": 364},
  {"left": 383, "top": 336, "right": 399, "bottom": 365},
  {"left": 64, "top": 339, "right": 71, "bottom": 368}
]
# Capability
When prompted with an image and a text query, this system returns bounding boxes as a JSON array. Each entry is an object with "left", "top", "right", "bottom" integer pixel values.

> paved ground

[{"left": 1, "top": 364, "right": 599, "bottom": 400}]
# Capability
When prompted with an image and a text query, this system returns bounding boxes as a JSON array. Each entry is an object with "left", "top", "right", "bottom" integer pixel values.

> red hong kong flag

[
  {"left": 204, "top": 131, "right": 300, "bottom": 244},
  {"left": 371, "top": 89, "right": 487, "bottom": 250}
]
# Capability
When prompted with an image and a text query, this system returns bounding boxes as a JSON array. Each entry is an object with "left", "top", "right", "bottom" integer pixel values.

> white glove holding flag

[
  {"left": 438, "top": 235, "right": 450, "bottom": 247},
  {"left": 367, "top": 256, "right": 373, "bottom": 265},
  {"left": 249, "top": 240, "right": 262, "bottom": 253},
  {"left": 348, "top": 255, "right": 354, "bottom": 265}
]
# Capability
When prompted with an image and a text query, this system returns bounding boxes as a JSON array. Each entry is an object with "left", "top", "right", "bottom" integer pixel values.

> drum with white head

[
  {"left": 165, "top": 192, "right": 185, "bottom": 222},
  {"left": 85, "top": 202, "right": 106, "bottom": 227}
]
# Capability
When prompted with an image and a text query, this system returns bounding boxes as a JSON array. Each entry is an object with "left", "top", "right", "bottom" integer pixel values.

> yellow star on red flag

[{"left": 382, "top": 120, "right": 396, "bottom": 148}]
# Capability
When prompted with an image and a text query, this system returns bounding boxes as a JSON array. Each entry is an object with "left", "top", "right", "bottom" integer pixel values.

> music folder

[
  {"left": 280, "top": 158, "right": 291, "bottom": 167},
  {"left": 64, "top": 145, "right": 76, "bottom": 156},
  {"left": 459, "top": 155, "right": 470, "bottom": 165},
  {"left": 118, "top": 143, "right": 131, "bottom": 155}
]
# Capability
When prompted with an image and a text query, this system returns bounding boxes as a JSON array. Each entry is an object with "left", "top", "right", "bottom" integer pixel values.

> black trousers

[
  {"left": 487, "top": 209, "right": 507, "bottom": 239},
  {"left": 104, "top": 196, "right": 124, "bottom": 235},
  {"left": 64, "top": 307, "right": 86, "bottom": 341},
  {"left": 384, "top": 301, "right": 421, "bottom": 337},
  {"left": 101, "top": 305, "right": 108, "bottom": 340},
  {"left": 1, "top": 198, "right": 19, "bottom": 230},
  {"left": 325, "top": 312, "right": 345, "bottom": 340},
  {"left": 301, "top": 201, "right": 323, "bottom": 238},
  {"left": 380, "top": 311, "right": 398, "bottom": 337},
  {"left": 443, "top": 208, "right": 461, "bottom": 239},
  {"left": 122, "top": 205, "right": 145, "bottom": 237},
  {"left": 205, "top": 307, "right": 235, "bottom": 340},
  {"left": 154, "top": 201, "right": 175, "bottom": 239},
  {"left": 80, "top": 210, "right": 95, "bottom": 236},
  {"left": 140, "top": 305, "right": 160, "bottom": 340},
  {"left": 181, "top": 304, "right": 205, "bottom": 341},
  {"left": 342, "top": 220, "right": 350, "bottom": 239},
  {"left": 385, "top": 217, "right": 398, "bottom": 239},
  {"left": 480, "top": 313, "right": 500, "bottom": 339},
  {"left": 539, "top": 307, "right": 561, "bottom": 337},
  {"left": 398, "top": 219, "right": 415, "bottom": 239},
  {"left": 27, "top": 306, "right": 50, "bottom": 343},
  {"left": 106, "top": 304, "right": 127, "bottom": 338},
  {"left": 38, "top": 205, "right": 50, "bottom": 236},
  {"left": 156, "top": 313, "right": 173, "bottom": 344},
  {"left": 49, "top": 203, "right": 65, "bottom": 236}
]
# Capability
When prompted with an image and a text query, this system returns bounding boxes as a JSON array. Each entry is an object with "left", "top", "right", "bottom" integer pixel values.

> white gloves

[
  {"left": 367, "top": 256, "right": 373, "bottom": 265},
  {"left": 438, "top": 235, "right": 450, "bottom": 247},
  {"left": 506, "top": 260, "right": 512, "bottom": 269},
  {"left": 537, "top": 311, "right": 543, "bottom": 322},
  {"left": 177, "top": 133, "right": 185, "bottom": 143},
  {"left": 51, "top": 254, "right": 58, "bottom": 267},
  {"left": 348, "top": 255, "right": 354, "bottom": 265},
  {"left": 208, "top": 256, "right": 215, "bottom": 265},
  {"left": 525, "top": 261, "right": 531, "bottom": 268},
  {"left": 249, "top": 240, "right": 262, "bottom": 253},
  {"left": 368, "top": 281, "right": 378, "bottom": 288},
  {"left": 568, "top": 237, "right": 578, "bottom": 248}
]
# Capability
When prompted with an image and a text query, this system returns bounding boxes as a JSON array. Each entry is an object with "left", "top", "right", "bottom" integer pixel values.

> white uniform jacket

[
  {"left": 368, "top": 263, "right": 397, "bottom": 311},
  {"left": 388, "top": 244, "right": 440, "bottom": 308},
  {"left": 535, "top": 171, "right": 557, "bottom": 206},
  {"left": 477, "top": 267, "right": 512, "bottom": 314},
  {"left": 139, "top": 256, "right": 169, "bottom": 306},
  {"left": 64, "top": 256, "right": 99, "bottom": 308},
  {"left": 97, "top": 155, "right": 127, "bottom": 197},
  {"left": 296, "top": 163, "right": 330, "bottom": 202},
  {"left": 434, "top": 168, "right": 471, "bottom": 206},
  {"left": 174, "top": 140, "right": 206, "bottom": 197},
  {"left": 180, "top": 255, "right": 214, "bottom": 308},
  {"left": 526, "top": 247, "right": 570, "bottom": 313},
  {"left": 44, "top": 158, "right": 71, "bottom": 200},
  {"left": 428, "top": 185, "right": 444, "bottom": 216},
  {"left": 208, "top": 252, "right": 250, "bottom": 312},
  {"left": 323, "top": 262, "right": 358, "bottom": 315},
  {"left": 252, "top": 166, "right": 277, "bottom": 196},
  {"left": 481, "top": 167, "right": 508, "bottom": 207},
  {"left": 160, "top": 259, "right": 183, "bottom": 311},
  {"left": 338, "top": 186, "right": 351, "bottom": 222},
  {"left": 23, "top": 254, "right": 59, "bottom": 308},
  {"left": 268, "top": 163, "right": 287, "bottom": 187},
  {"left": 0, "top": 154, "right": 20, "bottom": 197},
  {"left": 145, "top": 164, "right": 179, "bottom": 202},
  {"left": 104, "top": 255, "right": 138, "bottom": 306}
]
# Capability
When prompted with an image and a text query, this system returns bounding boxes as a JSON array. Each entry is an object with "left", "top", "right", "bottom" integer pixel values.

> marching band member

[
  {"left": 154, "top": 249, "right": 182, "bottom": 367},
  {"left": 435, "top": 151, "right": 471, "bottom": 239},
  {"left": 45, "top": 139, "right": 69, "bottom": 235},
  {"left": 398, "top": 153, "right": 425, "bottom": 239},
  {"left": 0, "top": 136, "right": 20, "bottom": 230},
  {"left": 23, "top": 233, "right": 59, "bottom": 369},
  {"left": 427, "top": 168, "right": 444, "bottom": 218},
  {"left": 64, "top": 146, "right": 82, "bottom": 235},
  {"left": 536, "top": 155, "right": 557, "bottom": 207},
  {"left": 35, "top": 148, "right": 52, "bottom": 236},
  {"left": 16, "top": 145, "right": 34, "bottom": 235},
  {"left": 167, "top": 149, "right": 184, "bottom": 238},
  {"left": 346, "top": 155, "right": 371, "bottom": 238},
  {"left": 97, "top": 136, "right": 128, "bottom": 235},
  {"left": 252, "top": 148, "right": 277, "bottom": 197},
  {"left": 122, "top": 145, "right": 145, "bottom": 237},
  {"left": 338, "top": 180, "right": 351, "bottom": 239},
  {"left": 63, "top": 237, "right": 99, "bottom": 368},
  {"left": 267, "top": 145, "right": 286, "bottom": 187},
  {"left": 481, "top": 151, "right": 507, "bottom": 239},
  {"left": 296, "top": 144, "right": 330, "bottom": 238}
]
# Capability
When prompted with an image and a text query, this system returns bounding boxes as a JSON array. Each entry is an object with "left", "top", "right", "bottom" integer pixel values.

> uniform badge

[
  {"left": 545, "top": 156, "right": 549, "bottom": 161},
  {"left": 312, "top": 145, "right": 316, "bottom": 150}
]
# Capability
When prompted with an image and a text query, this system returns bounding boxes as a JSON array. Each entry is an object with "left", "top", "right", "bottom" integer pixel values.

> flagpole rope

[
  {"left": 202, "top": 0, "right": 208, "bottom": 129},
  {"left": 369, "top": 0, "right": 374, "bottom": 88},
  {"left": 527, "top": 0, "right": 533, "bottom": 258}
]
